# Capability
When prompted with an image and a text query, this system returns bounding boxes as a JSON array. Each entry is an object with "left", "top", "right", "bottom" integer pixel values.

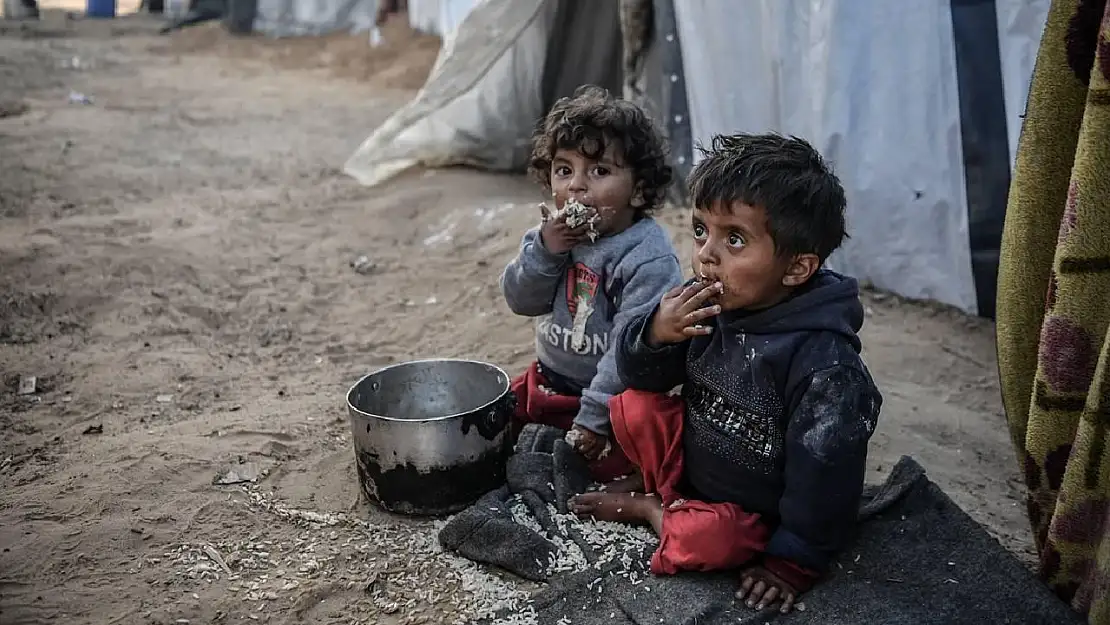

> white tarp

[
  {"left": 674, "top": 0, "right": 978, "bottom": 313},
  {"left": 408, "top": 0, "right": 485, "bottom": 39},
  {"left": 995, "top": 0, "right": 1052, "bottom": 166},
  {"left": 344, "top": 0, "right": 556, "bottom": 188},
  {"left": 254, "top": 0, "right": 378, "bottom": 37},
  {"left": 252, "top": 0, "right": 484, "bottom": 40}
]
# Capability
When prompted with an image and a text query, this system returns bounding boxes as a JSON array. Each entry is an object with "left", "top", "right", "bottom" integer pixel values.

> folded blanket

[
  {"left": 995, "top": 0, "right": 1110, "bottom": 620},
  {"left": 439, "top": 424, "right": 1081, "bottom": 624}
]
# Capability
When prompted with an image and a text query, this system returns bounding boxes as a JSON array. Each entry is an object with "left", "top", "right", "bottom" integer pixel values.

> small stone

[
  {"left": 350, "top": 256, "right": 377, "bottom": 275},
  {"left": 213, "top": 462, "right": 262, "bottom": 485}
]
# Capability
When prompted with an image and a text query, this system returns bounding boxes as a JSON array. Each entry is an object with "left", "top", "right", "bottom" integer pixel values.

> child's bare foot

[
  {"left": 569, "top": 492, "right": 663, "bottom": 533},
  {"left": 599, "top": 471, "right": 645, "bottom": 494}
]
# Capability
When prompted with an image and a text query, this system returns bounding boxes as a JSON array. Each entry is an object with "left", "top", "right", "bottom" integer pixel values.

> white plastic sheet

[
  {"left": 252, "top": 0, "right": 486, "bottom": 39},
  {"left": 995, "top": 0, "right": 1051, "bottom": 167},
  {"left": 253, "top": 0, "right": 378, "bottom": 37},
  {"left": 407, "top": 0, "right": 442, "bottom": 33},
  {"left": 674, "top": 0, "right": 978, "bottom": 313},
  {"left": 344, "top": 0, "right": 556, "bottom": 188},
  {"left": 408, "top": 0, "right": 484, "bottom": 39}
]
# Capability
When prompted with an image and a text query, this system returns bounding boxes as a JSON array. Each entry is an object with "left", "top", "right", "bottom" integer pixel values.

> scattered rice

[
  {"left": 509, "top": 499, "right": 544, "bottom": 535},
  {"left": 151, "top": 485, "right": 538, "bottom": 625},
  {"left": 507, "top": 493, "right": 658, "bottom": 582},
  {"left": 152, "top": 484, "right": 659, "bottom": 625}
]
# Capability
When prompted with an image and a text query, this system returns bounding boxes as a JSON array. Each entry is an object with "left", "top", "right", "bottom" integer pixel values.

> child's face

[
  {"left": 550, "top": 142, "right": 638, "bottom": 235},
  {"left": 691, "top": 201, "right": 817, "bottom": 311}
]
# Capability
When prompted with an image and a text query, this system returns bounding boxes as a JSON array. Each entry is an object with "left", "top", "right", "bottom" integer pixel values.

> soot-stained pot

[{"left": 346, "top": 359, "right": 516, "bottom": 516}]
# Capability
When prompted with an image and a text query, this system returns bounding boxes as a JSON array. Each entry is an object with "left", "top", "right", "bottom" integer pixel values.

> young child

[
  {"left": 500, "top": 85, "right": 684, "bottom": 478},
  {"left": 569, "top": 133, "right": 883, "bottom": 612}
]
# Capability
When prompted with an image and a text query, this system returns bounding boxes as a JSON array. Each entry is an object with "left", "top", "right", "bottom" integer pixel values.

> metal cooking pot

[{"left": 346, "top": 358, "right": 516, "bottom": 516}]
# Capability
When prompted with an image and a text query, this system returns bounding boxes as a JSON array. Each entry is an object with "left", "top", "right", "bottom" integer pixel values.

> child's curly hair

[{"left": 528, "top": 85, "right": 673, "bottom": 213}]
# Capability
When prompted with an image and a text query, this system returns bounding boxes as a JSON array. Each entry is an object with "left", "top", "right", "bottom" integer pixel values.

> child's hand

[
  {"left": 565, "top": 425, "right": 609, "bottom": 460},
  {"left": 736, "top": 565, "right": 800, "bottom": 613},
  {"left": 539, "top": 203, "right": 593, "bottom": 254},
  {"left": 647, "top": 280, "right": 723, "bottom": 345}
]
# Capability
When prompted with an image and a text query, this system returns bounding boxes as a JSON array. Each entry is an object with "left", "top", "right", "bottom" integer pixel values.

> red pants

[
  {"left": 510, "top": 362, "right": 635, "bottom": 483},
  {"left": 609, "top": 389, "right": 771, "bottom": 575}
]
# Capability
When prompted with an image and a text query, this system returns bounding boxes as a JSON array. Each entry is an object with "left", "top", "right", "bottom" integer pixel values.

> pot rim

[{"left": 345, "top": 358, "right": 512, "bottom": 424}]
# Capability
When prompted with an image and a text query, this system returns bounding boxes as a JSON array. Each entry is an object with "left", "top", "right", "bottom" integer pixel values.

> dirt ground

[{"left": 0, "top": 12, "right": 1032, "bottom": 625}]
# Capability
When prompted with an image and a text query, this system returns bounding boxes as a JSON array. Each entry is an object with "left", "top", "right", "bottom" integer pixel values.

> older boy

[{"left": 570, "top": 133, "right": 883, "bottom": 613}]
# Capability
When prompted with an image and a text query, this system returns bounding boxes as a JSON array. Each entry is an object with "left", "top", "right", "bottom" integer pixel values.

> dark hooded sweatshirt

[{"left": 615, "top": 270, "right": 882, "bottom": 573}]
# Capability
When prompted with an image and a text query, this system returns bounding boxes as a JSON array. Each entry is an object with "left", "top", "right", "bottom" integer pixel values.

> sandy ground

[{"left": 0, "top": 12, "right": 1032, "bottom": 625}]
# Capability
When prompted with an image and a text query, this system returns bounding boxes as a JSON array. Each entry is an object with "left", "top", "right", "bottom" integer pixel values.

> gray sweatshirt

[{"left": 500, "top": 217, "right": 683, "bottom": 436}]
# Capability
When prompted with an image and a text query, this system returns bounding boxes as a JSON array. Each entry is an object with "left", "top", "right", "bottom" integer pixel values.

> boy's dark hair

[
  {"left": 687, "top": 133, "right": 847, "bottom": 262},
  {"left": 528, "top": 85, "right": 673, "bottom": 213}
]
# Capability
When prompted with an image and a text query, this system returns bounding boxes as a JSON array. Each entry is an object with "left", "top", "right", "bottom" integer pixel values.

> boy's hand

[
  {"left": 736, "top": 565, "right": 800, "bottom": 613},
  {"left": 566, "top": 425, "right": 608, "bottom": 460},
  {"left": 647, "top": 280, "right": 723, "bottom": 346},
  {"left": 539, "top": 203, "right": 594, "bottom": 254}
]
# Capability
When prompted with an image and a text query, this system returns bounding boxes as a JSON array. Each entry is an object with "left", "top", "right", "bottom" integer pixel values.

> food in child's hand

[
  {"left": 543, "top": 198, "right": 600, "bottom": 242},
  {"left": 560, "top": 198, "right": 601, "bottom": 240}
]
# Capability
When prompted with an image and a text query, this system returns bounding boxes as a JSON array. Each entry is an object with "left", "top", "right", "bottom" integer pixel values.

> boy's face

[
  {"left": 550, "top": 142, "right": 638, "bottom": 235},
  {"left": 691, "top": 200, "right": 818, "bottom": 311}
]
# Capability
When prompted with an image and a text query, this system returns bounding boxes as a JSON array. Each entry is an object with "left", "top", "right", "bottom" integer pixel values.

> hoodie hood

[{"left": 719, "top": 270, "right": 864, "bottom": 352}]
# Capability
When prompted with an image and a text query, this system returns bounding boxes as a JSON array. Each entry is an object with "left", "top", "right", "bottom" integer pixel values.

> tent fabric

[
  {"left": 618, "top": 0, "right": 694, "bottom": 205},
  {"left": 672, "top": 0, "right": 976, "bottom": 313},
  {"left": 344, "top": 0, "right": 554, "bottom": 187},
  {"left": 341, "top": 0, "right": 1055, "bottom": 316},
  {"left": 407, "top": 0, "right": 482, "bottom": 40},
  {"left": 995, "top": 0, "right": 1053, "bottom": 166},
  {"left": 619, "top": 0, "right": 653, "bottom": 102},
  {"left": 343, "top": 0, "right": 621, "bottom": 189},
  {"left": 250, "top": 0, "right": 482, "bottom": 40},
  {"left": 643, "top": 0, "right": 694, "bottom": 200},
  {"left": 540, "top": 0, "right": 623, "bottom": 112},
  {"left": 950, "top": 0, "right": 1013, "bottom": 320},
  {"left": 253, "top": 0, "right": 377, "bottom": 37}
]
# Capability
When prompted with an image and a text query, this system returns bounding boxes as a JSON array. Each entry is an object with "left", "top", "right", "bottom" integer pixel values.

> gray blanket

[{"left": 439, "top": 425, "right": 1080, "bottom": 624}]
